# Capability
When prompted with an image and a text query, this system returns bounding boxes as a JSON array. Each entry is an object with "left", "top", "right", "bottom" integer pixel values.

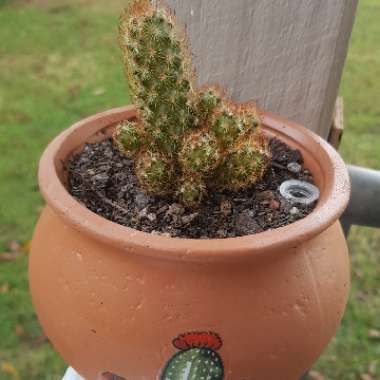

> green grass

[
  {"left": 312, "top": 3, "right": 380, "bottom": 377},
  {"left": 0, "top": 1, "right": 379, "bottom": 379}
]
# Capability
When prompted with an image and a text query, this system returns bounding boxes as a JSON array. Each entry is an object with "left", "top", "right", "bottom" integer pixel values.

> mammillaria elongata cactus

[
  {"left": 161, "top": 332, "right": 224, "bottom": 380},
  {"left": 116, "top": 0, "right": 270, "bottom": 206}
]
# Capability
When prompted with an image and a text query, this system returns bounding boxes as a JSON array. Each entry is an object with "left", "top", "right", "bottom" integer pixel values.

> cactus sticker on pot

[{"left": 160, "top": 331, "right": 224, "bottom": 380}]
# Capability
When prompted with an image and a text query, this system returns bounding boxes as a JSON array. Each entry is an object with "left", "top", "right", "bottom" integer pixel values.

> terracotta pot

[{"left": 29, "top": 106, "right": 350, "bottom": 380}]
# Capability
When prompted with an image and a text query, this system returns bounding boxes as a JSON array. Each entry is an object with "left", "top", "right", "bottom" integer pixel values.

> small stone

[
  {"left": 220, "top": 200, "right": 232, "bottom": 216},
  {"left": 134, "top": 193, "right": 151, "bottom": 210},
  {"left": 147, "top": 213, "right": 157, "bottom": 222},
  {"left": 137, "top": 208, "right": 156, "bottom": 222},
  {"left": 233, "top": 197, "right": 247, "bottom": 203},
  {"left": 235, "top": 210, "right": 262, "bottom": 235},
  {"left": 287, "top": 162, "right": 302, "bottom": 174},
  {"left": 216, "top": 229, "right": 228, "bottom": 238},
  {"left": 151, "top": 230, "right": 171, "bottom": 237},
  {"left": 120, "top": 184, "right": 133, "bottom": 193},
  {"left": 269, "top": 199, "right": 280, "bottom": 210},
  {"left": 256, "top": 190, "right": 274, "bottom": 201},
  {"left": 99, "top": 164, "right": 112, "bottom": 172},
  {"left": 181, "top": 212, "right": 199, "bottom": 225},
  {"left": 93, "top": 173, "right": 109, "bottom": 182},
  {"left": 289, "top": 206, "right": 300, "bottom": 215},
  {"left": 169, "top": 228, "right": 181, "bottom": 237},
  {"left": 156, "top": 205, "right": 169, "bottom": 214},
  {"left": 167, "top": 203, "right": 185, "bottom": 216},
  {"left": 137, "top": 207, "right": 148, "bottom": 220}
]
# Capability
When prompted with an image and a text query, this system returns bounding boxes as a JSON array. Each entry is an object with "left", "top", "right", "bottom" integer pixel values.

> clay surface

[{"left": 30, "top": 106, "right": 351, "bottom": 380}]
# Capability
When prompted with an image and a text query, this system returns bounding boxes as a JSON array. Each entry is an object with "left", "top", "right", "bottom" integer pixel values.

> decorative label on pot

[{"left": 160, "top": 332, "right": 224, "bottom": 380}]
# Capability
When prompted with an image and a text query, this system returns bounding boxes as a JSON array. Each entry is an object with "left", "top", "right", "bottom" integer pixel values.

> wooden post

[
  {"left": 164, "top": 0, "right": 358, "bottom": 138},
  {"left": 329, "top": 97, "right": 345, "bottom": 149}
]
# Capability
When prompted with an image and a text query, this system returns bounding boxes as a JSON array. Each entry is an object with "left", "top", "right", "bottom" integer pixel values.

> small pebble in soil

[
  {"left": 67, "top": 138, "right": 317, "bottom": 239},
  {"left": 181, "top": 213, "right": 199, "bottom": 225},
  {"left": 220, "top": 200, "right": 232, "bottom": 216},
  {"left": 269, "top": 199, "right": 280, "bottom": 210},
  {"left": 235, "top": 210, "right": 263, "bottom": 235},
  {"left": 289, "top": 206, "right": 300, "bottom": 216},
  {"left": 134, "top": 193, "right": 151, "bottom": 210},
  {"left": 287, "top": 162, "right": 302, "bottom": 174},
  {"left": 167, "top": 203, "right": 185, "bottom": 216}
]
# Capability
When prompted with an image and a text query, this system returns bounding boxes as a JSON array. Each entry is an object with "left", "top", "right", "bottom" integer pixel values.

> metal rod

[{"left": 341, "top": 165, "right": 380, "bottom": 229}]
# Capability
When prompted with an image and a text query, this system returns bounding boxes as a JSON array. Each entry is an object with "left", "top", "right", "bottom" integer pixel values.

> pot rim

[{"left": 38, "top": 105, "right": 350, "bottom": 262}]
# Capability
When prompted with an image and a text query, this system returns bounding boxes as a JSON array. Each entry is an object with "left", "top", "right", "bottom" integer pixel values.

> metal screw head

[{"left": 279, "top": 179, "right": 320, "bottom": 206}]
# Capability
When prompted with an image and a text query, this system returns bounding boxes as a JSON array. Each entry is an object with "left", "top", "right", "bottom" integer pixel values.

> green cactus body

[
  {"left": 217, "top": 131, "right": 268, "bottom": 190},
  {"left": 114, "top": 121, "right": 142, "bottom": 157},
  {"left": 161, "top": 348, "right": 224, "bottom": 380},
  {"left": 161, "top": 332, "right": 224, "bottom": 380},
  {"left": 115, "top": 0, "right": 271, "bottom": 206},
  {"left": 179, "top": 131, "right": 221, "bottom": 175},
  {"left": 212, "top": 109, "right": 242, "bottom": 148},
  {"left": 211, "top": 102, "right": 260, "bottom": 149},
  {"left": 119, "top": 0, "right": 196, "bottom": 157},
  {"left": 177, "top": 176, "right": 207, "bottom": 206},
  {"left": 135, "top": 150, "right": 175, "bottom": 194},
  {"left": 197, "top": 89, "right": 222, "bottom": 124}
]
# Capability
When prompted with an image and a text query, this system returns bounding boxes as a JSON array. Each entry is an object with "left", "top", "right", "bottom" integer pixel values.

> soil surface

[{"left": 68, "top": 138, "right": 317, "bottom": 239}]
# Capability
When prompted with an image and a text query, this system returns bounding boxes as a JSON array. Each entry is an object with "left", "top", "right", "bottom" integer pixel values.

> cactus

[
  {"left": 118, "top": 0, "right": 196, "bottom": 159},
  {"left": 179, "top": 130, "right": 221, "bottom": 175},
  {"left": 115, "top": 0, "right": 270, "bottom": 206},
  {"left": 114, "top": 120, "right": 142, "bottom": 157},
  {"left": 135, "top": 150, "right": 175, "bottom": 194},
  {"left": 161, "top": 332, "right": 224, "bottom": 380},
  {"left": 177, "top": 176, "right": 207, "bottom": 206}
]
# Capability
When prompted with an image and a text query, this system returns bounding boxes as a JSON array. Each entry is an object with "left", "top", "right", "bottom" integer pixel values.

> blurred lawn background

[{"left": 0, "top": 0, "right": 379, "bottom": 379}]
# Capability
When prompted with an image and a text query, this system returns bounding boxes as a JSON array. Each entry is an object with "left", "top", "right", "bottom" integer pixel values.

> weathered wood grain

[{"left": 164, "top": 0, "right": 358, "bottom": 137}]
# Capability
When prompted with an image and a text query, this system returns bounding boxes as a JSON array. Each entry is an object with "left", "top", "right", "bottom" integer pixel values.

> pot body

[
  {"left": 29, "top": 105, "right": 351, "bottom": 380},
  {"left": 30, "top": 206, "right": 349, "bottom": 380}
]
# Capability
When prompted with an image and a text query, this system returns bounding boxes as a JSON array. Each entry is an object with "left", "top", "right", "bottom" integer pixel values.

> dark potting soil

[{"left": 68, "top": 138, "right": 316, "bottom": 239}]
